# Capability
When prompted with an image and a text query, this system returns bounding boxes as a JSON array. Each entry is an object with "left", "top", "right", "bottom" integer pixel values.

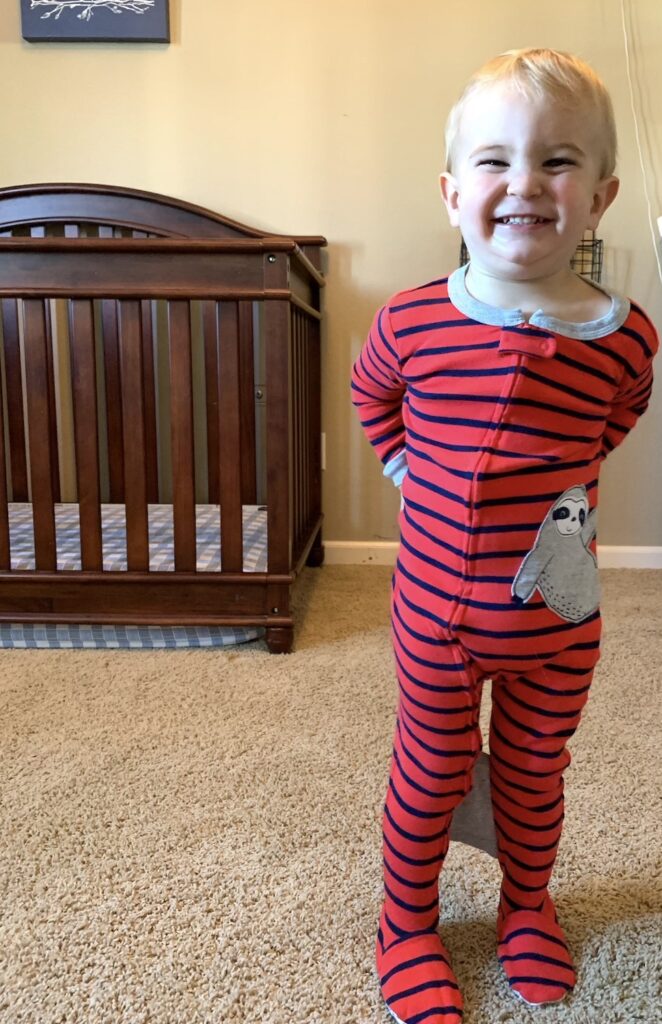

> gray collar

[{"left": 448, "top": 263, "right": 630, "bottom": 340}]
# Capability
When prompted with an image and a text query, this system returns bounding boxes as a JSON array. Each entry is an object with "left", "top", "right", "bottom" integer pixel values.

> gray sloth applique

[{"left": 512, "top": 485, "right": 600, "bottom": 623}]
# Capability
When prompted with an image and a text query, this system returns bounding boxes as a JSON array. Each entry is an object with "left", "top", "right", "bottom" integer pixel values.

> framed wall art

[{"left": 21, "top": 1, "right": 170, "bottom": 43}]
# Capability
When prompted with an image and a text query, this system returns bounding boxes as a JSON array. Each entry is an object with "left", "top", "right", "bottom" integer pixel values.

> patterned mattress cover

[{"left": 7, "top": 503, "right": 268, "bottom": 573}]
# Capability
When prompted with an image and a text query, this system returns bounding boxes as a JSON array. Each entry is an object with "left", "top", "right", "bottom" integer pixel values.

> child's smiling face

[{"left": 440, "top": 81, "right": 619, "bottom": 282}]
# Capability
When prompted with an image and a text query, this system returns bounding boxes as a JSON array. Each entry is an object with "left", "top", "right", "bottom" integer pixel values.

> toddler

[{"left": 351, "top": 48, "right": 658, "bottom": 1024}]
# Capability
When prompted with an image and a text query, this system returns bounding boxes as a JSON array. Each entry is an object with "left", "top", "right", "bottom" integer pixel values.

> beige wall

[{"left": 2, "top": 0, "right": 660, "bottom": 546}]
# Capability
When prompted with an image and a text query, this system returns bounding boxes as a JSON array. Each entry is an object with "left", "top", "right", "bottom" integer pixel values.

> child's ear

[
  {"left": 440, "top": 172, "right": 461, "bottom": 228},
  {"left": 587, "top": 175, "right": 620, "bottom": 229}
]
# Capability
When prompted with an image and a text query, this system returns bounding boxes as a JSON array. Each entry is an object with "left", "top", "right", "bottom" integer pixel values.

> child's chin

[
  {"left": 477, "top": 254, "right": 546, "bottom": 277},
  {"left": 488, "top": 248, "right": 570, "bottom": 276}
]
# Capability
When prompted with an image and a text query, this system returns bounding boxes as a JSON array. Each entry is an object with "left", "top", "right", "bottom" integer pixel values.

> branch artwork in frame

[{"left": 21, "top": 1, "right": 170, "bottom": 43}]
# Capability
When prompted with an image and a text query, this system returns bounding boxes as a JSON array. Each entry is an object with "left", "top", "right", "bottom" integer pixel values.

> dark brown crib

[{"left": 0, "top": 183, "right": 326, "bottom": 653}]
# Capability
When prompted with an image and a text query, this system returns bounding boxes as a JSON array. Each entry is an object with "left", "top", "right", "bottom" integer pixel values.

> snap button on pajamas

[{"left": 498, "top": 328, "right": 557, "bottom": 358}]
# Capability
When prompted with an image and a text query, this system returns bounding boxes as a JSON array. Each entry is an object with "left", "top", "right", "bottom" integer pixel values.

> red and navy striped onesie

[{"left": 351, "top": 265, "right": 658, "bottom": 1022}]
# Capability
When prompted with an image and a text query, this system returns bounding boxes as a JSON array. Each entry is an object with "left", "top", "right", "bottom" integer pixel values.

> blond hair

[{"left": 444, "top": 48, "right": 617, "bottom": 178}]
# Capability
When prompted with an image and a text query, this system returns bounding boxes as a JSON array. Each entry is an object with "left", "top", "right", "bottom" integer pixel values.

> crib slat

[
  {"left": 307, "top": 314, "right": 320, "bottom": 531},
  {"left": 202, "top": 301, "right": 219, "bottom": 503},
  {"left": 1, "top": 297, "right": 59, "bottom": 503},
  {"left": 305, "top": 322, "right": 311, "bottom": 528},
  {"left": 218, "top": 302, "right": 243, "bottom": 573},
  {"left": 168, "top": 301, "right": 196, "bottom": 571},
  {"left": 308, "top": 313, "right": 322, "bottom": 532},
  {"left": 118, "top": 300, "right": 149, "bottom": 571},
  {"left": 206, "top": 302, "right": 256, "bottom": 508},
  {"left": 291, "top": 311, "right": 299, "bottom": 543},
  {"left": 69, "top": 299, "right": 103, "bottom": 571},
  {"left": 300, "top": 313, "right": 308, "bottom": 537},
  {"left": 22, "top": 300, "right": 56, "bottom": 570},
  {"left": 264, "top": 300, "right": 290, "bottom": 574},
  {"left": 238, "top": 302, "right": 257, "bottom": 504},
  {"left": 101, "top": 300, "right": 125, "bottom": 501},
  {"left": 141, "top": 300, "right": 159, "bottom": 502},
  {"left": 306, "top": 314, "right": 313, "bottom": 530},
  {"left": 0, "top": 353, "right": 10, "bottom": 568},
  {"left": 294, "top": 311, "right": 304, "bottom": 543},
  {"left": 43, "top": 300, "right": 61, "bottom": 503},
  {"left": 0, "top": 298, "right": 29, "bottom": 500},
  {"left": 300, "top": 313, "right": 307, "bottom": 541}
]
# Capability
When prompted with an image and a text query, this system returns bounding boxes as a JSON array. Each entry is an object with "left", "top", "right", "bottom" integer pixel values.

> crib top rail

[{"left": 0, "top": 236, "right": 324, "bottom": 300}]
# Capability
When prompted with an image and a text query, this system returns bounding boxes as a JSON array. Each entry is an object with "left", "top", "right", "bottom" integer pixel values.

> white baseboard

[
  {"left": 324, "top": 542, "right": 662, "bottom": 570},
  {"left": 596, "top": 546, "right": 662, "bottom": 569},
  {"left": 324, "top": 541, "right": 398, "bottom": 565}
]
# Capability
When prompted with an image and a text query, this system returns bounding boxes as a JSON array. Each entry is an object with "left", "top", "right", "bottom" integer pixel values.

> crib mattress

[
  {"left": 7, "top": 502, "right": 268, "bottom": 573},
  {"left": 1, "top": 503, "right": 268, "bottom": 648}
]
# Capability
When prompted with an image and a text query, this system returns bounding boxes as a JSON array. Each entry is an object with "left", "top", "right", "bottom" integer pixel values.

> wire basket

[
  {"left": 570, "top": 231, "right": 603, "bottom": 281},
  {"left": 459, "top": 230, "right": 603, "bottom": 282}
]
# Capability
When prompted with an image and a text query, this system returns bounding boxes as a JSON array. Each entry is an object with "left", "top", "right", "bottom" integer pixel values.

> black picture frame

[{"left": 21, "top": 1, "right": 170, "bottom": 43}]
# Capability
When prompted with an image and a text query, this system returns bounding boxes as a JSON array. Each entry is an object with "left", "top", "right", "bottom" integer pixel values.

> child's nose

[{"left": 506, "top": 170, "right": 543, "bottom": 198}]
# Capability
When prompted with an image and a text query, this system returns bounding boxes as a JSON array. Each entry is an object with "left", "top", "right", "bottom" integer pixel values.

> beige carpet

[{"left": 1, "top": 567, "right": 660, "bottom": 1024}]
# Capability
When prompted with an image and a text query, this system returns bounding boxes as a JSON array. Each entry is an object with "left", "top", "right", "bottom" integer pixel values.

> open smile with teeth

[{"left": 494, "top": 216, "right": 552, "bottom": 225}]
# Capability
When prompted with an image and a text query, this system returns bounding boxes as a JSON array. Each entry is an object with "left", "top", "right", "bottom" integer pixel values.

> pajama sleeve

[
  {"left": 351, "top": 303, "right": 406, "bottom": 466},
  {"left": 600, "top": 311, "right": 659, "bottom": 459}
]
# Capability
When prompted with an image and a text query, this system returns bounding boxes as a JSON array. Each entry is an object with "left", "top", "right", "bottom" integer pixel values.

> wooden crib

[{"left": 0, "top": 183, "right": 326, "bottom": 653}]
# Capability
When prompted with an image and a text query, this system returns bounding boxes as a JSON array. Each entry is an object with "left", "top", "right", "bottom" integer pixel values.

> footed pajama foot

[
  {"left": 376, "top": 914, "right": 463, "bottom": 1023},
  {"left": 497, "top": 904, "right": 576, "bottom": 1006}
]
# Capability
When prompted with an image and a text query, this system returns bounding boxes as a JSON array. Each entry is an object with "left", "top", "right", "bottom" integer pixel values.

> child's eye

[
  {"left": 477, "top": 159, "right": 508, "bottom": 168},
  {"left": 545, "top": 157, "right": 576, "bottom": 168}
]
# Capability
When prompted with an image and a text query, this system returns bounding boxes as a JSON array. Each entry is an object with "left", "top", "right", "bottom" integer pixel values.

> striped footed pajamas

[{"left": 352, "top": 266, "right": 658, "bottom": 1022}]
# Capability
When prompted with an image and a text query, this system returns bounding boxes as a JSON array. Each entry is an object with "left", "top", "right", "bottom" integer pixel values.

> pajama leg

[
  {"left": 489, "top": 657, "right": 594, "bottom": 1005},
  {"left": 377, "top": 590, "right": 482, "bottom": 1024}
]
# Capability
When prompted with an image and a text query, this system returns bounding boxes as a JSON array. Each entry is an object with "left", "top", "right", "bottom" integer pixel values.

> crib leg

[
  {"left": 266, "top": 626, "right": 293, "bottom": 654},
  {"left": 306, "top": 526, "right": 324, "bottom": 567}
]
